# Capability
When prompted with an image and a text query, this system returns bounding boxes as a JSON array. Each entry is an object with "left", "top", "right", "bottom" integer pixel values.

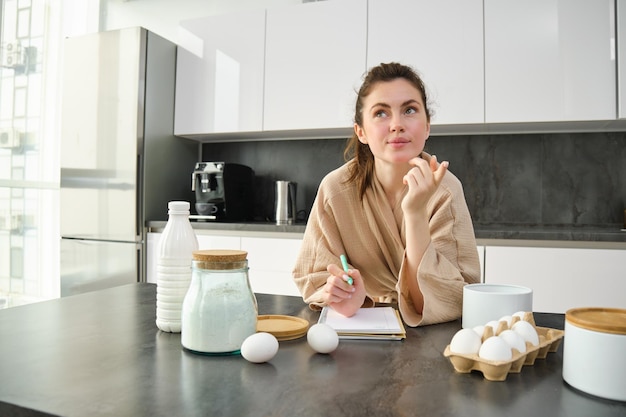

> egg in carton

[{"left": 443, "top": 312, "right": 564, "bottom": 381}]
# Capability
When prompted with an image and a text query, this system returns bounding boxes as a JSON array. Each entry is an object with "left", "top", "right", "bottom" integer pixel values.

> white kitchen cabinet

[
  {"left": 196, "top": 234, "right": 241, "bottom": 251},
  {"left": 240, "top": 236, "right": 302, "bottom": 296},
  {"left": 484, "top": 0, "right": 616, "bottom": 123},
  {"left": 174, "top": 9, "right": 266, "bottom": 135},
  {"left": 367, "top": 0, "right": 484, "bottom": 125},
  {"left": 263, "top": 0, "right": 367, "bottom": 131},
  {"left": 484, "top": 246, "right": 626, "bottom": 314},
  {"left": 149, "top": 230, "right": 303, "bottom": 296},
  {"left": 146, "top": 232, "right": 240, "bottom": 283}
]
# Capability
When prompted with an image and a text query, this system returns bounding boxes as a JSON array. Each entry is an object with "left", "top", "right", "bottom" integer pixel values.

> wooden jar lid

[
  {"left": 566, "top": 307, "right": 626, "bottom": 335},
  {"left": 192, "top": 250, "right": 248, "bottom": 269},
  {"left": 257, "top": 315, "right": 309, "bottom": 341},
  {"left": 192, "top": 249, "right": 247, "bottom": 261}
]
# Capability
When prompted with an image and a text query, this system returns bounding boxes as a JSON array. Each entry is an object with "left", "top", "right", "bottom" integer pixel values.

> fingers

[
  {"left": 324, "top": 264, "right": 357, "bottom": 304},
  {"left": 327, "top": 264, "right": 354, "bottom": 285},
  {"left": 407, "top": 155, "right": 448, "bottom": 186},
  {"left": 433, "top": 159, "right": 449, "bottom": 185}
]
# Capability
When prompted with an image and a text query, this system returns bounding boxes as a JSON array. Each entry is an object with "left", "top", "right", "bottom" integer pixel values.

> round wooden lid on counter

[
  {"left": 565, "top": 307, "right": 626, "bottom": 335},
  {"left": 257, "top": 315, "right": 310, "bottom": 341}
]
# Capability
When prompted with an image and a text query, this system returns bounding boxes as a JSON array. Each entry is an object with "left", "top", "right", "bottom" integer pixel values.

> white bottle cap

[{"left": 168, "top": 201, "right": 190, "bottom": 214}]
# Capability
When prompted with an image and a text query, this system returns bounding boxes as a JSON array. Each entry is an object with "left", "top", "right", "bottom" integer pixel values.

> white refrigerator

[{"left": 60, "top": 27, "right": 198, "bottom": 296}]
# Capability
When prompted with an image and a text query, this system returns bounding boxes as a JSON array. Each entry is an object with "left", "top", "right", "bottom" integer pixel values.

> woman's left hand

[{"left": 401, "top": 155, "right": 448, "bottom": 216}]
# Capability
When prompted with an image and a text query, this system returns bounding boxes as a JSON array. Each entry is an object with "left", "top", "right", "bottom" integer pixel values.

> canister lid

[
  {"left": 192, "top": 249, "right": 248, "bottom": 269},
  {"left": 565, "top": 307, "right": 626, "bottom": 335},
  {"left": 192, "top": 249, "right": 247, "bottom": 262}
]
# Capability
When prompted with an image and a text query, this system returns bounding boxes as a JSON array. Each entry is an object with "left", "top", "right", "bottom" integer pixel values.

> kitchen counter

[
  {"left": 472, "top": 224, "right": 626, "bottom": 243},
  {"left": 1, "top": 283, "right": 624, "bottom": 417},
  {"left": 149, "top": 220, "right": 307, "bottom": 235},
  {"left": 148, "top": 220, "right": 626, "bottom": 245}
]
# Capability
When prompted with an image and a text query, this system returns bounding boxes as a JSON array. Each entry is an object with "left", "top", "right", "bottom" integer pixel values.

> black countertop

[
  {"left": 1, "top": 283, "right": 625, "bottom": 417},
  {"left": 472, "top": 224, "right": 626, "bottom": 243},
  {"left": 148, "top": 220, "right": 626, "bottom": 243}
]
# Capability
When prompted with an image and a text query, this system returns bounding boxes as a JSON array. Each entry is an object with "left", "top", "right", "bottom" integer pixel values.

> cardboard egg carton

[{"left": 443, "top": 312, "right": 564, "bottom": 381}]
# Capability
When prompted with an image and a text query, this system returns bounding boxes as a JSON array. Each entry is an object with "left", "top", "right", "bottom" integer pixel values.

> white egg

[
  {"left": 499, "top": 329, "right": 527, "bottom": 353},
  {"left": 472, "top": 325, "right": 485, "bottom": 336},
  {"left": 307, "top": 323, "right": 339, "bottom": 354},
  {"left": 472, "top": 325, "right": 485, "bottom": 337},
  {"left": 485, "top": 320, "right": 500, "bottom": 331},
  {"left": 498, "top": 315, "right": 513, "bottom": 327},
  {"left": 478, "top": 336, "right": 513, "bottom": 361},
  {"left": 513, "top": 311, "right": 526, "bottom": 320},
  {"left": 512, "top": 320, "right": 539, "bottom": 346},
  {"left": 513, "top": 311, "right": 528, "bottom": 321},
  {"left": 240, "top": 332, "right": 279, "bottom": 363},
  {"left": 449, "top": 328, "right": 482, "bottom": 354}
]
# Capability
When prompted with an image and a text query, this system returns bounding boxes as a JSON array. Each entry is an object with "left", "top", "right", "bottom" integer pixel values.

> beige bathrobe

[{"left": 293, "top": 155, "right": 480, "bottom": 327}]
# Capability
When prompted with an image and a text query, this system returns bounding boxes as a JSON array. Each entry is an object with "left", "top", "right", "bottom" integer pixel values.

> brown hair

[{"left": 344, "top": 62, "right": 432, "bottom": 199}]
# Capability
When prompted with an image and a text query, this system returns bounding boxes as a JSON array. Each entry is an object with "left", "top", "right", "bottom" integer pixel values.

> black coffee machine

[{"left": 191, "top": 162, "right": 254, "bottom": 221}]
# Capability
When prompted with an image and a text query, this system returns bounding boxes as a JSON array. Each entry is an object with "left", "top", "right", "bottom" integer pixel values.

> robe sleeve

[
  {"left": 292, "top": 180, "right": 343, "bottom": 308},
  {"left": 397, "top": 178, "right": 481, "bottom": 327},
  {"left": 292, "top": 176, "right": 375, "bottom": 311}
]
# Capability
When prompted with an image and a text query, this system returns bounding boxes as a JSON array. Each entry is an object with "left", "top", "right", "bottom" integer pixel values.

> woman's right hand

[
  {"left": 401, "top": 154, "right": 448, "bottom": 218},
  {"left": 322, "top": 263, "right": 366, "bottom": 317}
]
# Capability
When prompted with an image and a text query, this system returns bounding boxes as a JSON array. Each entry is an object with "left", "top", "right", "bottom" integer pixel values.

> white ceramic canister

[
  {"left": 181, "top": 249, "right": 258, "bottom": 355},
  {"left": 462, "top": 283, "right": 533, "bottom": 329},
  {"left": 563, "top": 307, "right": 626, "bottom": 402}
]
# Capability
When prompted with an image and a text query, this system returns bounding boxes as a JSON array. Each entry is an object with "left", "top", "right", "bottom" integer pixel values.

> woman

[{"left": 293, "top": 62, "right": 480, "bottom": 326}]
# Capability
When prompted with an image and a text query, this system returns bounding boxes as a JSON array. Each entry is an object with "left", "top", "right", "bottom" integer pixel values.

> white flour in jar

[{"left": 181, "top": 278, "right": 257, "bottom": 354}]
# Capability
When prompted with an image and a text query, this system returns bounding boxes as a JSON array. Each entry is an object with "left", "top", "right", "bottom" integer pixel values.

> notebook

[{"left": 318, "top": 306, "right": 406, "bottom": 340}]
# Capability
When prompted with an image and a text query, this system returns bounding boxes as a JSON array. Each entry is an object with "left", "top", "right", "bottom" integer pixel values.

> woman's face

[{"left": 354, "top": 78, "right": 430, "bottom": 168}]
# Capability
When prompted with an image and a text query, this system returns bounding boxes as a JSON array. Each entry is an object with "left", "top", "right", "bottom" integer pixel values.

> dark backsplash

[{"left": 201, "top": 131, "right": 626, "bottom": 227}]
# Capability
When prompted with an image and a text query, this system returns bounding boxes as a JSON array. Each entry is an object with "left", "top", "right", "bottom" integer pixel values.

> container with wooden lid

[
  {"left": 563, "top": 307, "right": 626, "bottom": 401},
  {"left": 181, "top": 250, "right": 257, "bottom": 355}
]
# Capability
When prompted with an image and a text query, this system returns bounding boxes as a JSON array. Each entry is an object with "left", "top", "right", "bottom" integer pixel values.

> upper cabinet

[
  {"left": 484, "top": 0, "right": 616, "bottom": 123},
  {"left": 367, "top": 0, "right": 484, "bottom": 125},
  {"left": 175, "top": 0, "right": 626, "bottom": 140},
  {"left": 263, "top": 0, "right": 367, "bottom": 131},
  {"left": 174, "top": 9, "right": 266, "bottom": 135}
]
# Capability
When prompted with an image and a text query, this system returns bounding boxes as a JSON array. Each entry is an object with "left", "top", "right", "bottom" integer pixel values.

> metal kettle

[{"left": 275, "top": 180, "right": 297, "bottom": 225}]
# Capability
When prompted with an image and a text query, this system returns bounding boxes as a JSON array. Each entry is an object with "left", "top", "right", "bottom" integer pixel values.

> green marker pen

[{"left": 340, "top": 254, "right": 353, "bottom": 285}]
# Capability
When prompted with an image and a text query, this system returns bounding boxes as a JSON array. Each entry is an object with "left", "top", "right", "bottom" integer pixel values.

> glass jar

[{"left": 181, "top": 249, "right": 258, "bottom": 355}]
